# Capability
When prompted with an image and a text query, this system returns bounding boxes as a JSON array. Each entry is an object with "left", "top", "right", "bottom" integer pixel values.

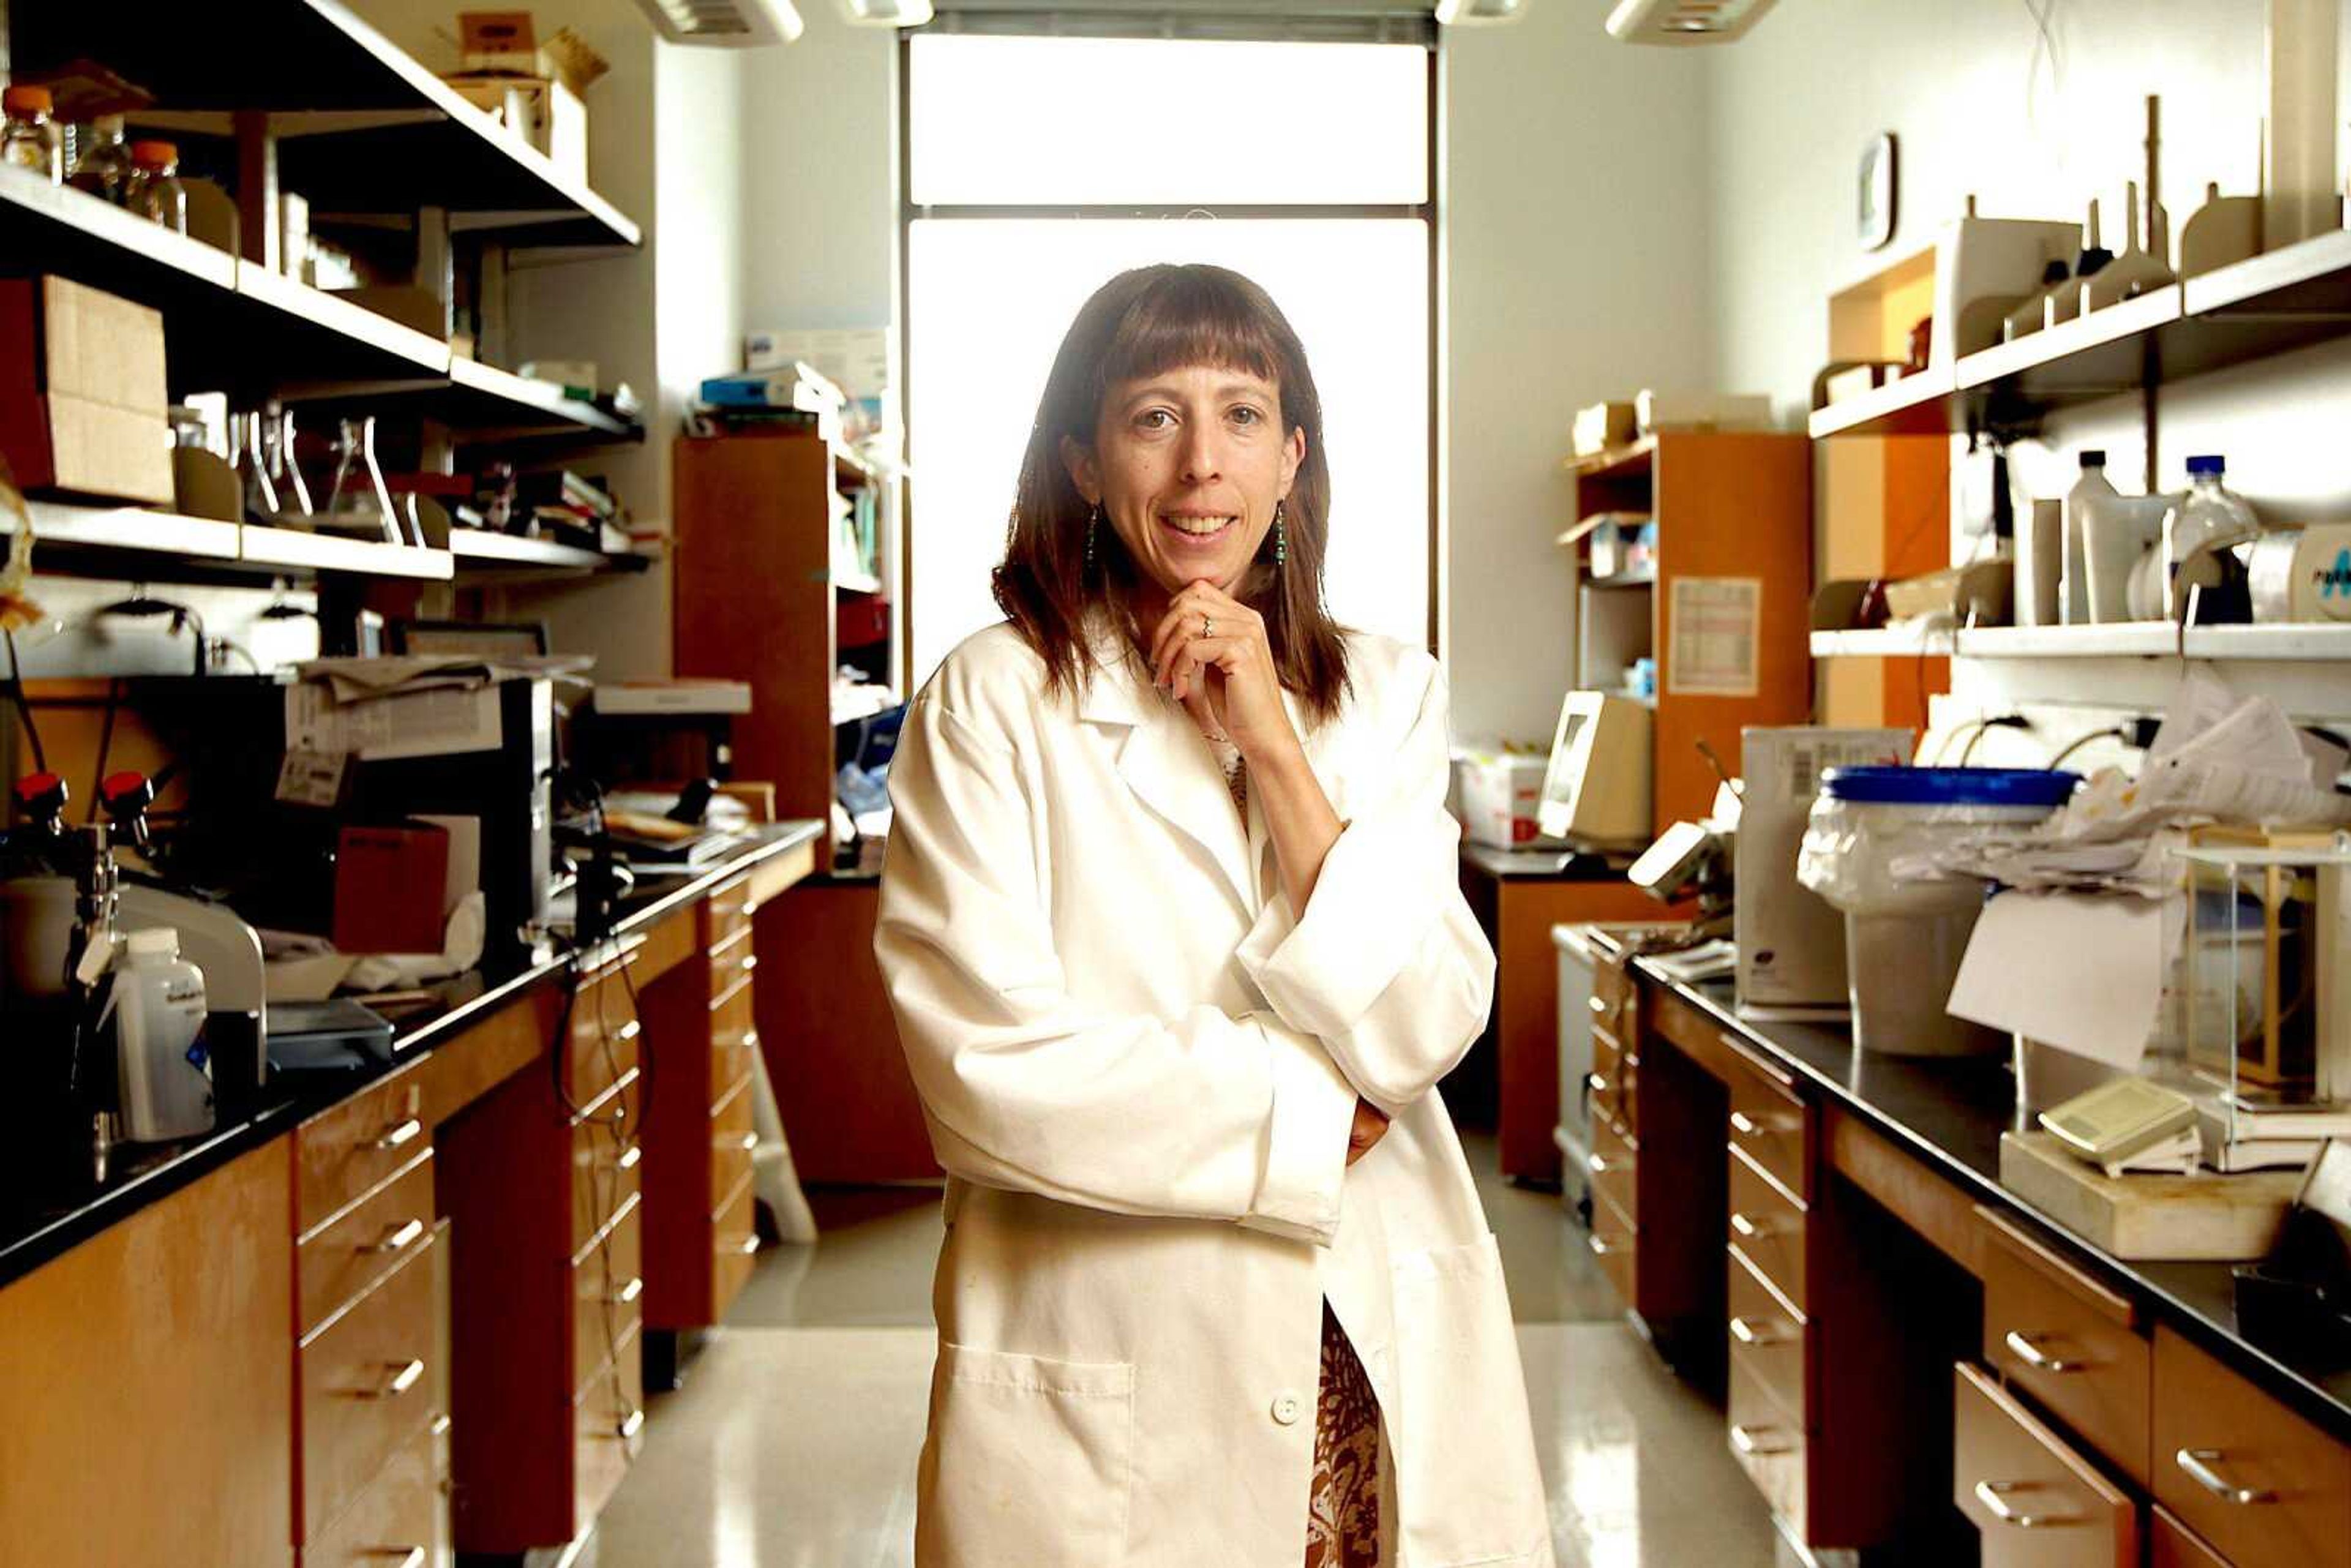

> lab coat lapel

[{"left": 1079, "top": 618, "right": 1259, "bottom": 919}]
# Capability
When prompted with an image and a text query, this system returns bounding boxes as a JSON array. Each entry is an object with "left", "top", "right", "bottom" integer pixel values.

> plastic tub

[{"left": 1796, "top": 767, "right": 2077, "bottom": 1057}]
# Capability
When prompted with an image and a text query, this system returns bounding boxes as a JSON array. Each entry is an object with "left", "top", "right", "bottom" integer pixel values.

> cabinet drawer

[
  {"left": 1728, "top": 1246, "right": 1807, "bottom": 1430},
  {"left": 702, "top": 874, "right": 758, "bottom": 950},
  {"left": 1728, "top": 1144, "right": 1807, "bottom": 1315},
  {"left": 1586, "top": 1112, "right": 1638, "bottom": 1226},
  {"left": 572, "top": 1193, "right": 644, "bottom": 1401},
  {"left": 298, "top": 1150, "right": 435, "bottom": 1337},
  {"left": 296, "top": 1065, "right": 430, "bottom": 1234},
  {"left": 2150, "top": 1506, "right": 2230, "bottom": 1568},
  {"left": 1978, "top": 1206, "right": 2149, "bottom": 1487},
  {"left": 1589, "top": 1182, "right": 1636, "bottom": 1309},
  {"left": 571, "top": 1069, "right": 644, "bottom": 1254},
  {"left": 1591, "top": 1021, "right": 1627, "bottom": 1083},
  {"left": 711, "top": 1076, "right": 759, "bottom": 1214},
  {"left": 712, "top": 1168, "right": 760, "bottom": 1314},
  {"left": 301, "top": 1419, "right": 437, "bottom": 1568},
  {"left": 572, "top": 1319, "right": 646, "bottom": 1535},
  {"left": 2153, "top": 1326, "right": 2351, "bottom": 1568},
  {"left": 1727, "top": 1059, "right": 1809, "bottom": 1201},
  {"left": 707, "top": 931, "right": 759, "bottom": 1002},
  {"left": 1728, "top": 1352, "right": 1807, "bottom": 1536},
  {"left": 565, "top": 972, "right": 642, "bottom": 1109},
  {"left": 708, "top": 967, "right": 756, "bottom": 1040},
  {"left": 298, "top": 1236, "right": 439, "bottom": 1545},
  {"left": 712, "top": 1021, "right": 757, "bottom": 1113},
  {"left": 1588, "top": 1068, "right": 1624, "bottom": 1133},
  {"left": 1954, "top": 1361, "right": 2137, "bottom": 1568}
]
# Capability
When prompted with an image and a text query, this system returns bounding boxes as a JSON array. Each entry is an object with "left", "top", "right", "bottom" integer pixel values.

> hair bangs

[{"left": 1095, "top": 270, "right": 1285, "bottom": 403}]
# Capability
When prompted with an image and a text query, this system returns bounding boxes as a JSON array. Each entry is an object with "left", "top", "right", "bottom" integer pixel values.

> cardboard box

[
  {"left": 445, "top": 72, "right": 587, "bottom": 184},
  {"left": 1455, "top": 751, "right": 1560, "bottom": 849},
  {"left": 0, "top": 276, "right": 172, "bottom": 505},
  {"left": 1572, "top": 401, "right": 1637, "bottom": 456}
]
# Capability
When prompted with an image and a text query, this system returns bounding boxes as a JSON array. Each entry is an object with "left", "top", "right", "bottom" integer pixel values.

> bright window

[{"left": 904, "top": 34, "right": 1433, "bottom": 689}]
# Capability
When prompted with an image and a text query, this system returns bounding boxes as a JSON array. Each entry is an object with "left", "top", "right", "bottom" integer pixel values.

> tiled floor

[{"left": 593, "top": 1130, "right": 1778, "bottom": 1567}]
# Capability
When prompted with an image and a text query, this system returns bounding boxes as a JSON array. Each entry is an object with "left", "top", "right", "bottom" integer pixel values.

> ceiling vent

[
  {"left": 841, "top": 0, "right": 937, "bottom": 25},
  {"left": 631, "top": 0, "right": 807, "bottom": 45},
  {"left": 1604, "top": 0, "right": 1775, "bottom": 45}
]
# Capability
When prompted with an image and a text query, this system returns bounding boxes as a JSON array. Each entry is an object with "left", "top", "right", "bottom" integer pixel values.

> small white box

[{"left": 1455, "top": 751, "right": 1558, "bottom": 849}]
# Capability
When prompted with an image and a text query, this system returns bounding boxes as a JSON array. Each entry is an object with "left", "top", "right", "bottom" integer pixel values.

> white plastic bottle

[
  {"left": 2059, "top": 450, "right": 2120, "bottom": 624},
  {"left": 114, "top": 926, "right": 214, "bottom": 1141}
]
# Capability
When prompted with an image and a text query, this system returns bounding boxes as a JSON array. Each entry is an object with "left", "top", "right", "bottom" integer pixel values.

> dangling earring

[
  {"left": 1085, "top": 502, "right": 1099, "bottom": 571},
  {"left": 1273, "top": 499, "right": 1288, "bottom": 568}
]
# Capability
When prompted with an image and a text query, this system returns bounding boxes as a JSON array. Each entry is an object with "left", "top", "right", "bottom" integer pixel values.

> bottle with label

[
  {"left": 2153, "top": 456, "right": 2259, "bottom": 623},
  {"left": 111, "top": 926, "right": 213, "bottom": 1142},
  {"left": 2058, "top": 450, "right": 2120, "bottom": 624},
  {"left": 67, "top": 114, "right": 137, "bottom": 204},
  {"left": 1, "top": 85, "right": 63, "bottom": 182},
  {"left": 126, "top": 140, "right": 187, "bottom": 233}
]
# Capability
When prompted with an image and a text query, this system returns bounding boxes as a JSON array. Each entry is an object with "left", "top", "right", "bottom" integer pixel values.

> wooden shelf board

[
  {"left": 13, "top": 501, "right": 245, "bottom": 562},
  {"left": 1807, "top": 367, "right": 1959, "bottom": 438},
  {"left": 239, "top": 525, "right": 452, "bottom": 580},
  {"left": 1563, "top": 437, "right": 1657, "bottom": 479}
]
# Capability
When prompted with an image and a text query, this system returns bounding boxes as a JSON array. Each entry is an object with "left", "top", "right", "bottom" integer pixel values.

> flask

[
  {"left": 2156, "top": 456, "right": 2259, "bottom": 623},
  {"left": 2058, "top": 450, "right": 2119, "bottom": 624},
  {"left": 126, "top": 140, "right": 187, "bottom": 233},
  {"left": 112, "top": 926, "right": 214, "bottom": 1142},
  {"left": 67, "top": 113, "right": 137, "bottom": 203},
  {"left": 1, "top": 85, "right": 62, "bottom": 181}
]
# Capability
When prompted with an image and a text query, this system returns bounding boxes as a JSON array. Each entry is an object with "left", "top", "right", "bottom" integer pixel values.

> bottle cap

[
  {"left": 130, "top": 140, "right": 178, "bottom": 168},
  {"left": 126, "top": 926, "right": 179, "bottom": 961},
  {"left": 2, "top": 85, "right": 54, "bottom": 115},
  {"left": 2080, "top": 450, "right": 2107, "bottom": 467},
  {"left": 2186, "top": 454, "right": 2225, "bottom": 476}
]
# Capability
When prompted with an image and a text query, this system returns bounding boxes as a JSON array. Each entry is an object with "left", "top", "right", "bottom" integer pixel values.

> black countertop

[
  {"left": 0, "top": 820, "right": 823, "bottom": 1292},
  {"left": 1640, "top": 962, "right": 2351, "bottom": 1445}
]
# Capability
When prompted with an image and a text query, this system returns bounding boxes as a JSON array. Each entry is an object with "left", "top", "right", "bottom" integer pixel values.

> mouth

[{"left": 1157, "top": 511, "right": 1239, "bottom": 547}]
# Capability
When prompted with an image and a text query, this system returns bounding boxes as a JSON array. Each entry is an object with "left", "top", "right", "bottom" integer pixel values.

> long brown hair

[{"left": 990, "top": 263, "right": 1355, "bottom": 729}]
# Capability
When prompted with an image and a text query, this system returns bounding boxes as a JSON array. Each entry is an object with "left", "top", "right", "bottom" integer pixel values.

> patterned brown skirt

[{"left": 1305, "top": 1296, "right": 1382, "bottom": 1567}]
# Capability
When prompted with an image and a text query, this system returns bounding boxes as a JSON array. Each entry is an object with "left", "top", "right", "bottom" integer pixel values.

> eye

[
  {"left": 1136, "top": 408, "right": 1175, "bottom": 430},
  {"left": 1228, "top": 405, "right": 1264, "bottom": 427}
]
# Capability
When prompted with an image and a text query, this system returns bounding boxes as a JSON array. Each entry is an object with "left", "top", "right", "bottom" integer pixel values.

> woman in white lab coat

[{"left": 874, "top": 263, "right": 1553, "bottom": 1568}]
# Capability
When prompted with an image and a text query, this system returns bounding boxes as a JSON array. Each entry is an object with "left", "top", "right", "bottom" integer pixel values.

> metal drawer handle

[
  {"left": 610, "top": 1277, "right": 645, "bottom": 1307},
  {"left": 1587, "top": 1152, "right": 1612, "bottom": 1174},
  {"left": 1974, "top": 1480, "right": 2072, "bottom": 1528},
  {"left": 364, "top": 1218, "right": 427, "bottom": 1255},
  {"left": 2003, "top": 1330, "right": 2083, "bottom": 1373},
  {"left": 1588, "top": 995, "right": 1609, "bottom": 1015},
  {"left": 727, "top": 1236, "right": 760, "bottom": 1256},
  {"left": 430, "top": 1414, "right": 452, "bottom": 1439},
  {"left": 615, "top": 1144, "right": 643, "bottom": 1172},
  {"left": 356, "top": 1359, "right": 426, "bottom": 1400},
  {"left": 373, "top": 1117, "right": 423, "bottom": 1152},
  {"left": 1730, "top": 1424, "right": 1791, "bottom": 1457},
  {"left": 719, "top": 1131, "right": 759, "bottom": 1153},
  {"left": 2175, "top": 1449, "right": 2277, "bottom": 1506},
  {"left": 366, "top": 1550, "right": 425, "bottom": 1568},
  {"left": 607, "top": 1408, "right": 647, "bottom": 1442},
  {"left": 616, "top": 1019, "right": 643, "bottom": 1044},
  {"left": 739, "top": 954, "right": 759, "bottom": 974},
  {"left": 1588, "top": 1234, "right": 1615, "bottom": 1257},
  {"left": 1730, "top": 1212, "right": 1775, "bottom": 1240},
  {"left": 719, "top": 1028, "right": 761, "bottom": 1052},
  {"left": 1586, "top": 1073, "right": 1609, "bottom": 1093},
  {"left": 1729, "top": 1316, "right": 1780, "bottom": 1346}
]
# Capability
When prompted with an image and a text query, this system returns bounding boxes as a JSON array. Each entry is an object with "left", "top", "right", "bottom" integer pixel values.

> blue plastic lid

[
  {"left": 2186, "top": 454, "right": 2225, "bottom": 476},
  {"left": 1818, "top": 765, "right": 2080, "bottom": 808}
]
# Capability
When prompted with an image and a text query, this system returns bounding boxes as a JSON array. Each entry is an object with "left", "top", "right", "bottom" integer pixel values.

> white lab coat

[{"left": 873, "top": 606, "right": 1554, "bottom": 1568}]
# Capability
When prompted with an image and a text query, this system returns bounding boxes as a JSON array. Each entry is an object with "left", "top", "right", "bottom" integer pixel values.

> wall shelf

[
  {"left": 12, "top": 0, "right": 641, "bottom": 250},
  {"left": 237, "top": 525, "right": 452, "bottom": 580},
  {"left": 4, "top": 501, "right": 454, "bottom": 582},
  {"left": 1809, "top": 228, "right": 2351, "bottom": 440},
  {"left": 1810, "top": 622, "right": 2351, "bottom": 661},
  {"left": 447, "top": 528, "right": 649, "bottom": 577},
  {"left": 1562, "top": 437, "right": 1657, "bottom": 479}
]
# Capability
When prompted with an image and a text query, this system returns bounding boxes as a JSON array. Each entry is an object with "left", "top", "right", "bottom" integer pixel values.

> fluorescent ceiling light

[
  {"left": 632, "top": 0, "right": 805, "bottom": 45},
  {"left": 1435, "top": 0, "right": 1529, "bottom": 24},
  {"left": 842, "top": 0, "right": 936, "bottom": 24},
  {"left": 1604, "top": 0, "right": 1775, "bottom": 44}
]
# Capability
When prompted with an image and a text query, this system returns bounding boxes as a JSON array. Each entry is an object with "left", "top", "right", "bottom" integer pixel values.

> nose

[{"left": 1179, "top": 419, "right": 1223, "bottom": 486}]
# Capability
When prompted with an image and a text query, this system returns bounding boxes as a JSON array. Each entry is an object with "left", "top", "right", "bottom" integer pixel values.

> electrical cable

[
  {"left": 2045, "top": 724, "right": 2125, "bottom": 771},
  {"left": 86, "top": 679, "right": 120, "bottom": 825},
  {"left": 1959, "top": 714, "right": 2031, "bottom": 765}
]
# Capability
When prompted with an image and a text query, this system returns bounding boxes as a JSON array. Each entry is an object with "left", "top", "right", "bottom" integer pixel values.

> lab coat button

[{"left": 1271, "top": 1392, "right": 1305, "bottom": 1425}]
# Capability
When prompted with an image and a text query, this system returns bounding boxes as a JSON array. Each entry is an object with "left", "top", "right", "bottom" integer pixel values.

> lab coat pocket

[
  {"left": 918, "top": 1341, "right": 1137, "bottom": 1566},
  {"left": 1389, "top": 1232, "right": 1550, "bottom": 1567}
]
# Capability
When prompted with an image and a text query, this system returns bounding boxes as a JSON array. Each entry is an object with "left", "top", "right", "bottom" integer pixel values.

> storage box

[
  {"left": 1457, "top": 749, "right": 1562, "bottom": 849},
  {"left": 1635, "top": 389, "right": 1771, "bottom": 435},
  {"left": 0, "top": 276, "right": 172, "bottom": 505},
  {"left": 744, "top": 326, "right": 893, "bottom": 396},
  {"left": 444, "top": 72, "right": 587, "bottom": 184},
  {"left": 1572, "top": 401, "right": 1638, "bottom": 457}
]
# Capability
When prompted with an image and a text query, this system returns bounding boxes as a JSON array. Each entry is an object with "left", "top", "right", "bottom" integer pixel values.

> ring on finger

[{"left": 1202, "top": 613, "right": 1214, "bottom": 637}]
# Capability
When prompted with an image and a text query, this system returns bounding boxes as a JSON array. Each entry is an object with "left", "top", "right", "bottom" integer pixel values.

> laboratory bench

[
  {"left": 1572, "top": 927, "right": 2351, "bottom": 1568},
  {"left": 0, "top": 819, "right": 820, "bottom": 1568}
]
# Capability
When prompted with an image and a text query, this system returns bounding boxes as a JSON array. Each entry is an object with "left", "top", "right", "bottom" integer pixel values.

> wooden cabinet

[
  {"left": 2150, "top": 1506, "right": 2232, "bottom": 1568},
  {"left": 0, "top": 1139, "right": 294, "bottom": 1568},
  {"left": 2152, "top": 1326, "right": 2351, "bottom": 1568},
  {"left": 1954, "top": 1362, "right": 2138, "bottom": 1568}
]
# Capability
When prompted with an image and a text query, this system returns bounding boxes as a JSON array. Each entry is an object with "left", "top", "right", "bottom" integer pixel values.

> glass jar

[
  {"left": 67, "top": 114, "right": 137, "bottom": 204},
  {"left": 1, "top": 85, "right": 63, "bottom": 182},
  {"left": 126, "top": 139, "right": 187, "bottom": 233}
]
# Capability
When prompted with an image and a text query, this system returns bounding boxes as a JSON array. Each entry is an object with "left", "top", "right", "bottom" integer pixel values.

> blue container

[{"left": 1818, "top": 765, "right": 2080, "bottom": 809}]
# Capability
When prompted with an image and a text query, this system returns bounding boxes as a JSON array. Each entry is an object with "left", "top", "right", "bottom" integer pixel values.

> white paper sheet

[{"left": 1945, "top": 890, "right": 2167, "bottom": 1070}]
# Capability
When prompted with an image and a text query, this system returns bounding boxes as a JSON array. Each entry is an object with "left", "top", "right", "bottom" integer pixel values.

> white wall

[{"left": 1442, "top": 0, "right": 1719, "bottom": 746}]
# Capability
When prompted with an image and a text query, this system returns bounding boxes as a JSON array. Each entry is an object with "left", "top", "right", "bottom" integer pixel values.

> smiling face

[{"left": 1061, "top": 362, "right": 1306, "bottom": 620}]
